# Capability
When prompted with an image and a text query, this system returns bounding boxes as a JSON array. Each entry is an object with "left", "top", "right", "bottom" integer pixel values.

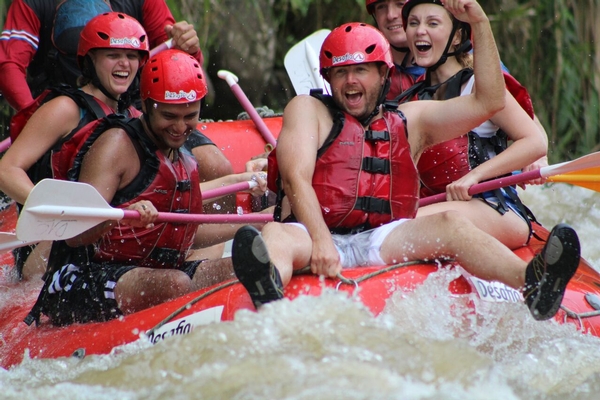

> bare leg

[
  {"left": 381, "top": 210, "right": 527, "bottom": 289},
  {"left": 191, "top": 258, "right": 235, "bottom": 289},
  {"left": 187, "top": 241, "right": 227, "bottom": 260},
  {"left": 261, "top": 222, "right": 313, "bottom": 285},
  {"left": 116, "top": 268, "right": 193, "bottom": 314},
  {"left": 21, "top": 241, "right": 52, "bottom": 280},
  {"left": 416, "top": 199, "right": 530, "bottom": 250}
]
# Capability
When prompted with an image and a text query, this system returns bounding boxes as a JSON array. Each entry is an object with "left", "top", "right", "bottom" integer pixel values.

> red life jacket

[
  {"left": 315, "top": 110, "right": 419, "bottom": 230},
  {"left": 9, "top": 85, "right": 112, "bottom": 142},
  {"left": 417, "top": 132, "right": 509, "bottom": 197},
  {"left": 90, "top": 118, "right": 203, "bottom": 268},
  {"left": 407, "top": 68, "right": 523, "bottom": 197},
  {"left": 387, "top": 68, "right": 417, "bottom": 101},
  {"left": 9, "top": 85, "right": 140, "bottom": 185},
  {"left": 51, "top": 114, "right": 130, "bottom": 181},
  {"left": 268, "top": 94, "right": 419, "bottom": 231}
]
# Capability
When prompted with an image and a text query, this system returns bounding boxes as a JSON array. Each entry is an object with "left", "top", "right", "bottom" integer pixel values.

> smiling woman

[{"left": 0, "top": 12, "right": 149, "bottom": 280}]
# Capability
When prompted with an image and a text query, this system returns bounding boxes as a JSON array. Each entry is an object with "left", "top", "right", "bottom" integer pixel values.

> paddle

[
  {"left": 0, "top": 232, "right": 35, "bottom": 252},
  {"left": 16, "top": 179, "right": 273, "bottom": 242},
  {"left": 202, "top": 180, "right": 257, "bottom": 201},
  {"left": 419, "top": 152, "right": 600, "bottom": 207},
  {"left": 284, "top": 29, "right": 331, "bottom": 96},
  {"left": 217, "top": 70, "right": 277, "bottom": 147},
  {"left": 149, "top": 38, "right": 173, "bottom": 58},
  {"left": 547, "top": 167, "right": 600, "bottom": 192}
]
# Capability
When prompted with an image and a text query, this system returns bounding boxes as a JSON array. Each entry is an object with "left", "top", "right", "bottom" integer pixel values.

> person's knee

[
  {"left": 165, "top": 272, "right": 194, "bottom": 297},
  {"left": 432, "top": 210, "right": 475, "bottom": 232},
  {"left": 260, "top": 222, "right": 281, "bottom": 242}
]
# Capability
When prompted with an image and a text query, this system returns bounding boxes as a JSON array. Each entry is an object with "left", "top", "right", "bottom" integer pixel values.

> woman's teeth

[{"left": 415, "top": 41, "right": 432, "bottom": 52}]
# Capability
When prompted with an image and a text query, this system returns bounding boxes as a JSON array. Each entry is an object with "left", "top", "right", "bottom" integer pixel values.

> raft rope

[
  {"left": 335, "top": 260, "right": 436, "bottom": 289},
  {"left": 145, "top": 259, "right": 434, "bottom": 337},
  {"left": 559, "top": 305, "right": 600, "bottom": 331},
  {"left": 146, "top": 260, "right": 597, "bottom": 338}
]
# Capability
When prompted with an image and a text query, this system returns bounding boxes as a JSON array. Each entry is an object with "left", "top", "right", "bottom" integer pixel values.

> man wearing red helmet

[
  {"left": 365, "top": 0, "right": 425, "bottom": 99},
  {"left": 26, "top": 50, "right": 266, "bottom": 326},
  {"left": 231, "top": 0, "right": 580, "bottom": 322}
]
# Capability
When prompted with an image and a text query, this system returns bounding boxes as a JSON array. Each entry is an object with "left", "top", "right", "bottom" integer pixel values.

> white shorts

[{"left": 288, "top": 219, "right": 408, "bottom": 268}]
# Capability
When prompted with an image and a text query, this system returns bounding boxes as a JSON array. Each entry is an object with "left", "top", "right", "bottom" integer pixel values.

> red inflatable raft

[{"left": 1, "top": 117, "right": 599, "bottom": 369}]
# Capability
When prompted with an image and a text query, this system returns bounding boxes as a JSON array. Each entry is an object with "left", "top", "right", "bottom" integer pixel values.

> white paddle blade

[
  {"left": 284, "top": 29, "right": 331, "bottom": 95},
  {"left": 541, "top": 151, "right": 600, "bottom": 178},
  {"left": 0, "top": 232, "right": 34, "bottom": 252},
  {"left": 16, "top": 179, "right": 124, "bottom": 242}
]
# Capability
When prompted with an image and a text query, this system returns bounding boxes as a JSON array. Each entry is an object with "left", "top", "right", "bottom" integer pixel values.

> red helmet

[
  {"left": 319, "top": 23, "right": 393, "bottom": 81},
  {"left": 77, "top": 12, "right": 149, "bottom": 68},
  {"left": 140, "top": 49, "right": 208, "bottom": 104}
]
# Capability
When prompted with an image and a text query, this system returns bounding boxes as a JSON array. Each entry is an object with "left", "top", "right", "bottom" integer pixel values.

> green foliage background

[{"left": 1, "top": 0, "right": 598, "bottom": 162}]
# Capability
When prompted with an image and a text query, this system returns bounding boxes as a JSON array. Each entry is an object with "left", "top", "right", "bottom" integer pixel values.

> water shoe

[
  {"left": 232, "top": 226, "right": 284, "bottom": 309},
  {"left": 524, "top": 223, "right": 580, "bottom": 321}
]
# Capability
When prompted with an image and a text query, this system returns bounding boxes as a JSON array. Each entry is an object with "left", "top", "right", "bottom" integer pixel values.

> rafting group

[{"left": 0, "top": 0, "right": 588, "bottom": 335}]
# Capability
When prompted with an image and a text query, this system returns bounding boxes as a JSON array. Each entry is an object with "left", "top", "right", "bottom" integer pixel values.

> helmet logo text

[
  {"left": 110, "top": 37, "right": 141, "bottom": 48},
  {"left": 332, "top": 52, "right": 365, "bottom": 65},
  {"left": 164, "top": 90, "right": 198, "bottom": 102}
]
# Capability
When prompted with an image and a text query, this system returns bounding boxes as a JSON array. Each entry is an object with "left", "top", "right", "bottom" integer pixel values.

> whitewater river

[{"left": 0, "top": 183, "right": 599, "bottom": 400}]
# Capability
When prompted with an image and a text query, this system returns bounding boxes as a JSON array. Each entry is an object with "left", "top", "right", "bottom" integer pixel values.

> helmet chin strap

[
  {"left": 91, "top": 74, "right": 119, "bottom": 103},
  {"left": 425, "top": 21, "right": 472, "bottom": 73},
  {"left": 391, "top": 44, "right": 410, "bottom": 53},
  {"left": 81, "top": 55, "right": 120, "bottom": 104},
  {"left": 359, "top": 70, "right": 392, "bottom": 127}
]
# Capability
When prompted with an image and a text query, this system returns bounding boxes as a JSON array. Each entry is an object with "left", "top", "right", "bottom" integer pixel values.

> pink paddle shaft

[
  {"left": 122, "top": 210, "right": 273, "bottom": 224},
  {"left": 228, "top": 84, "right": 277, "bottom": 147},
  {"left": 202, "top": 181, "right": 253, "bottom": 201},
  {"left": 419, "top": 170, "right": 541, "bottom": 207}
]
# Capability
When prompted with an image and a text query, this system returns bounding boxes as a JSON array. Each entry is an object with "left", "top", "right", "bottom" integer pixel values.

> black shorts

[{"left": 40, "top": 260, "right": 204, "bottom": 326}]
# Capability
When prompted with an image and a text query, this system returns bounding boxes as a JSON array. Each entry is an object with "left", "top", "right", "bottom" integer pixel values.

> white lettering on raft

[
  {"left": 469, "top": 277, "right": 523, "bottom": 303},
  {"left": 144, "top": 306, "right": 224, "bottom": 344}
]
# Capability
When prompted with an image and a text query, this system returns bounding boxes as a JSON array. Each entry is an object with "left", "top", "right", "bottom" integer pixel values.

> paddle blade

[
  {"left": 0, "top": 232, "right": 34, "bottom": 252},
  {"left": 16, "top": 179, "right": 123, "bottom": 242},
  {"left": 284, "top": 29, "right": 331, "bottom": 95},
  {"left": 547, "top": 167, "right": 600, "bottom": 191}
]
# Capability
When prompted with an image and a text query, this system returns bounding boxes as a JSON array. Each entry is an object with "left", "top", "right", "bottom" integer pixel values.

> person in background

[
  {"left": 0, "top": 0, "right": 202, "bottom": 110},
  {"left": 230, "top": 1, "right": 580, "bottom": 324},
  {"left": 391, "top": 0, "right": 549, "bottom": 185},
  {"left": 365, "top": 0, "right": 425, "bottom": 98},
  {"left": 0, "top": 12, "right": 150, "bottom": 280},
  {"left": 0, "top": 0, "right": 233, "bottom": 183},
  {"left": 26, "top": 49, "right": 266, "bottom": 327}
]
